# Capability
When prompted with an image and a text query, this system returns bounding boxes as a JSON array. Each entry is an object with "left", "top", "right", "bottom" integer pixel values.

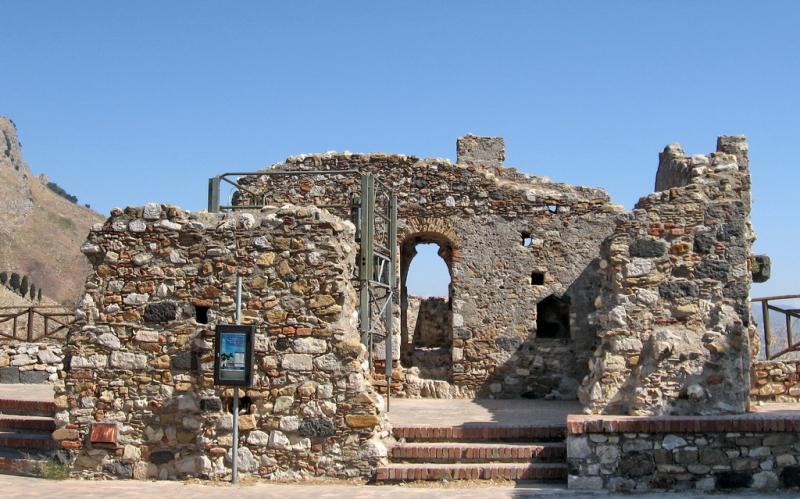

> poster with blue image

[{"left": 219, "top": 331, "right": 247, "bottom": 381}]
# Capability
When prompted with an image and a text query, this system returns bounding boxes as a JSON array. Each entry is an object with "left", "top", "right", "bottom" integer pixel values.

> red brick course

[
  {"left": 392, "top": 424, "right": 565, "bottom": 441},
  {"left": 391, "top": 442, "right": 565, "bottom": 462},
  {"left": 0, "top": 416, "right": 56, "bottom": 432},
  {"left": 375, "top": 463, "right": 567, "bottom": 481},
  {"left": 567, "top": 413, "right": 800, "bottom": 435},
  {"left": 0, "top": 432, "right": 56, "bottom": 450},
  {"left": 0, "top": 399, "right": 55, "bottom": 417}
]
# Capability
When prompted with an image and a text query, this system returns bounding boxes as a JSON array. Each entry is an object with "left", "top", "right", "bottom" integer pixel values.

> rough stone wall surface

[
  {"left": 234, "top": 140, "right": 622, "bottom": 398},
  {"left": 580, "top": 136, "right": 754, "bottom": 415},
  {"left": 0, "top": 340, "right": 64, "bottom": 383},
  {"left": 752, "top": 360, "right": 800, "bottom": 402},
  {"left": 568, "top": 429, "right": 800, "bottom": 492},
  {"left": 58, "top": 204, "right": 387, "bottom": 480},
  {"left": 408, "top": 296, "right": 450, "bottom": 348}
]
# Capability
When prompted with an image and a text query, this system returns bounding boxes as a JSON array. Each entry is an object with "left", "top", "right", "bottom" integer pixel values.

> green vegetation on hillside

[
  {"left": 1, "top": 270, "right": 42, "bottom": 301},
  {"left": 46, "top": 181, "right": 78, "bottom": 204}
]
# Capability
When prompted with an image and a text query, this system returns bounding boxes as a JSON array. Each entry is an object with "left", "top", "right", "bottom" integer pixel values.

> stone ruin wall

[
  {"left": 402, "top": 296, "right": 452, "bottom": 381},
  {"left": 234, "top": 136, "right": 623, "bottom": 399},
  {"left": 0, "top": 340, "right": 64, "bottom": 384},
  {"left": 751, "top": 360, "right": 800, "bottom": 403},
  {"left": 579, "top": 136, "right": 755, "bottom": 415},
  {"left": 57, "top": 204, "right": 388, "bottom": 480},
  {"left": 567, "top": 416, "right": 800, "bottom": 492}
]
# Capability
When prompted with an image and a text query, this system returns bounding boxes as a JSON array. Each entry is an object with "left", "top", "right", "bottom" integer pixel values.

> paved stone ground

[
  {"left": 2, "top": 475, "right": 799, "bottom": 498},
  {"left": 0, "top": 384, "right": 53, "bottom": 402},
  {"left": 388, "top": 399, "right": 581, "bottom": 426}
]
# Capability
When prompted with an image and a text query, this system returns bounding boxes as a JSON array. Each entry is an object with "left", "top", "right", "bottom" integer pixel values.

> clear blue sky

[{"left": 2, "top": 1, "right": 798, "bottom": 298}]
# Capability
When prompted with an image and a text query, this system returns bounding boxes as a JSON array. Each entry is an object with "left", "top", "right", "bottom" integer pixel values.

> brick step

[
  {"left": 392, "top": 424, "right": 565, "bottom": 442},
  {"left": 391, "top": 441, "right": 565, "bottom": 463},
  {"left": 0, "top": 398, "right": 55, "bottom": 418},
  {"left": 0, "top": 415, "right": 56, "bottom": 432},
  {"left": 0, "top": 431, "right": 56, "bottom": 450},
  {"left": 375, "top": 462, "right": 568, "bottom": 482}
]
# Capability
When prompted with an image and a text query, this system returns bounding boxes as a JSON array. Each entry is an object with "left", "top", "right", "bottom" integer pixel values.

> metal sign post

[
  {"left": 232, "top": 275, "right": 241, "bottom": 484},
  {"left": 212, "top": 277, "right": 254, "bottom": 485}
]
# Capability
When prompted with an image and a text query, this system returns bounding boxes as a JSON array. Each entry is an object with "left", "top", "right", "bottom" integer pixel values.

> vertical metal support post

[
  {"left": 27, "top": 307, "right": 34, "bottom": 342},
  {"left": 384, "top": 194, "right": 397, "bottom": 412},
  {"left": 231, "top": 275, "right": 242, "bottom": 484},
  {"left": 208, "top": 176, "right": 221, "bottom": 213},
  {"left": 359, "top": 175, "right": 373, "bottom": 358},
  {"left": 762, "top": 300, "right": 772, "bottom": 359}
]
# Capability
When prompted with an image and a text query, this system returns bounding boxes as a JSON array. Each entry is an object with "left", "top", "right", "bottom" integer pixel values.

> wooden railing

[
  {"left": 752, "top": 294, "right": 800, "bottom": 360},
  {"left": 0, "top": 306, "right": 75, "bottom": 341}
]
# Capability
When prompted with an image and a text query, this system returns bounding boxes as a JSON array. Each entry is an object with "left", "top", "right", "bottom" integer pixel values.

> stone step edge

[
  {"left": 0, "top": 399, "right": 56, "bottom": 417},
  {"left": 0, "top": 416, "right": 56, "bottom": 432},
  {"left": 392, "top": 424, "right": 566, "bottom": 441},
  {"left": 375, "top": 462, "right": 568, "bottom": 481},
  {"left": 0, "top": 455, "right": 48, "bottom": 477},
  {"left": 390, "top": 442, "right": 565, "bottom": 462},
  {"left": 0, "top": 432, "right": 56, "bottom": 450}
]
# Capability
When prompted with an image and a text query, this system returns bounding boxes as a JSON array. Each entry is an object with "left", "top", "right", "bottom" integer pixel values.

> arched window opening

[{"left": 400, "top": 234, "right": 454, "bottom": 381}]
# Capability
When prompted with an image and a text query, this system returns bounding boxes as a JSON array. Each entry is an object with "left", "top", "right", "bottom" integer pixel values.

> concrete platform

[
  {"left": 387, "top": 399, "right": 581, "bottom": 427},
  {"left": 0, "top": 385, "right": 53, "bottom": 403}
]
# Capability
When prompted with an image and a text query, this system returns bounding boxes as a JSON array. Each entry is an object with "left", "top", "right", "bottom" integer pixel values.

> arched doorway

[{"left": 400, "top": 232, "right": 454, "bottom": 381}]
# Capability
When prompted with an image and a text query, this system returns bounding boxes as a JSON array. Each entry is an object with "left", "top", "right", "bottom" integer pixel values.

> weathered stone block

[
  {"left": 345, "top": 414, "right": 380, "bottom": 428},
  {"left": 171, "top": 351, "right": 193, "bottom": 370},
  {"left": 199, "top": 397, "right": 222, "bottom": 412},
  {"left": 751, "top": 254, "right": 771, "bottom": 283},
  {"left": 144, "top": 301, "right": 178, "bottom": 323},
  {"left": 299, "top": 418, "right": 336, "bottom": 438},
  {"left": 658, "top": 279, "right": 699, "bottom": 300},
  {"left": 629, "top": 238, "right": 667, "bottom": 258},
  {"left": 695, "top": 259, "right": 730, "bottom": 281},
  {"left": 282, "top": 354, "right": 312, "bottom": 371},
  {"left": 110, "top": 351, "right": 148, "bottom": 370},
  {"left": 620, "top": 451, "right": 655, "bottom": 477},
  {"left": 19, "top": 370, "right": 48, "bottom": 383},
  {"left": 0, "top": 367, "right": 20, "bottom": 383}
]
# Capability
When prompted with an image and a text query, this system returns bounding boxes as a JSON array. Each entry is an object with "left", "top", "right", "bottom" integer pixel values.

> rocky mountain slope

[{"left": 0, "top": 117, "right": 103, "bottom": 305}]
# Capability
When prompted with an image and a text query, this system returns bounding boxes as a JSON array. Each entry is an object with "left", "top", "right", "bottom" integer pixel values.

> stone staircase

[
  {"left": 0, "top": 385, "right": 58, "bottom": 476},
  {"left": 376, "top": 422, "right": 568, "bottom": 482}
]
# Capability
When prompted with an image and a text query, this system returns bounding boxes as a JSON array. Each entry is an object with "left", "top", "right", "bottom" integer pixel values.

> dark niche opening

[
  {"left": 226, "top": 395, "right": 253, "bottom": 414},
  {"left": 536, "top": 294, "right": 571, "bottom": 339},
  {"left": 531, "top": 271, "right": 546, "bottom": 286},
  {"left": 195, "top": 306, "right": 209, "bottom": 324}
]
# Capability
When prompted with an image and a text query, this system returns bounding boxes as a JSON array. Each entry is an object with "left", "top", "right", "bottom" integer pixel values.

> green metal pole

[
  {"left": 208, "top": 176, "right": 221, "bottom": 213},
  {"left": 385, "top": 194, "right": 397, "bottom": 411},
  {"left": 359, "top": 175, "right": 371, "bottom": 352}
]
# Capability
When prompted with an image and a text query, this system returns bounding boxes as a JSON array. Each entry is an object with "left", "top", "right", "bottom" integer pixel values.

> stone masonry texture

[
  {"left": 579, "top": 136, "right": 755, "bottom": 416},
  {"left": 54, "top": 133, "right": 768, "bottom": 483},
  {"left": 59, "top": 205, "right": 388, "bottom": 480},
  {"left": 234, "top": 136, "right": 623, "bottom": 400}
]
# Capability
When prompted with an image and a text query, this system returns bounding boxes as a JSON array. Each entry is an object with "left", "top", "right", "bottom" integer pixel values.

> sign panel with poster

[{"left": 213, "top": 324, "right": 255, "bottom": 386}]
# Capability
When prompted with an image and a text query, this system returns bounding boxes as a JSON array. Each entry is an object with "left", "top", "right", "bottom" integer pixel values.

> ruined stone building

[{"left": 50, "top": 133, "right": 769, "bottom": 483}]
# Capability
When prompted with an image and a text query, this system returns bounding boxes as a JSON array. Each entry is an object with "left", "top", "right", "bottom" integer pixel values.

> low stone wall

[
  {"left": 567, "top": 414, "right": 800, "bottom": 492},
  {"left": 752, "top": 360, "right": 800, "bottom": 402},
  {"left": 0, "top": 340, "right": 64, "bottom": 383},
  {"left": 59, "top": 204, "right": 388, "bottom": 480}
]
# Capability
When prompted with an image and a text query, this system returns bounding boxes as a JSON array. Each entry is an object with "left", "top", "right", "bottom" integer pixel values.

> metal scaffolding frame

[{"left": 208, "top": 171, "right": 398, "bottom": 409}]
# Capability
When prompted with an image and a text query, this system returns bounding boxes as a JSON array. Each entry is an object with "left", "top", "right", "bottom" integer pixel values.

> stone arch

[{"left": 398, "top": 218, "right": 460, "bottom": 378}]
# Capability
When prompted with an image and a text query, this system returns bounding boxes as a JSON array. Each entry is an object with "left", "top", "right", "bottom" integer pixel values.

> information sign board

[{"left": 213, "top": 324, "right": 255, "bottom": 386}]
